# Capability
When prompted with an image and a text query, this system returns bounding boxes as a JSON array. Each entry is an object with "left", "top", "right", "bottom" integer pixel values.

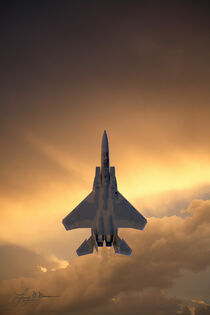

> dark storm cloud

[
  {"left": 0, "top": 199, "right": 210, "bottom": 314},
  {"left": 0, "top": 1, "right": 210, "bottom": 202},
  {"left": 1, "top": 0, "right": 209, "bottom": 111}
]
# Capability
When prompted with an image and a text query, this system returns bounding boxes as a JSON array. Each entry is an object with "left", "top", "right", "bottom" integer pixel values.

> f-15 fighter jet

[{"left": 62, "top": 131, "right": 147, "bottom": 256}]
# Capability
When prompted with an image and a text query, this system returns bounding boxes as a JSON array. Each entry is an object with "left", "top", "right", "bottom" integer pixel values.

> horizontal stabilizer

[
  {"left": 76, "top": 235, "right": 97, "bottom": 256},
  {"left": 113, "top": 235, "right": 132, "bottom": 256}
]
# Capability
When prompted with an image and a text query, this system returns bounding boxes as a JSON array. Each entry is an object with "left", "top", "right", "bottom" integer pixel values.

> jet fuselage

[
  {"left": 94, "top": 131, "right": 116, "bottom": 246},
  {"left": 62, "top": 130, "right": 147, "bottom": 256}
]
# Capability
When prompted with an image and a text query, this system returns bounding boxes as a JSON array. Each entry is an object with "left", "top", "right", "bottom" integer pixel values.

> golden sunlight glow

[
  {"left": 120, "top": 160, "right": 210, "bottom": 198},
  {"left": 118, "top": 150, "right": 210, "bottom": 198},
  {"left": 24, "top": 135, "right": 210, "bottom": 199},
  {"left": 1, "top": 134, "right": 210, "bottom": 253}
]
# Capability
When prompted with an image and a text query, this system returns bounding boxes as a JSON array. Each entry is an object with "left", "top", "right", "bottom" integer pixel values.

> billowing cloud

[
  {"left": 0, "top": 244, "right": 69, "bottom": 281},
  {"left": 0, "top": 199, "right": 210, "bottom": 314},
  {"left": 194, "top": 304, "right": 210, "bottom": 315},
  {"left": 136, "top": 184, "right": 210, "bottom": 217}
]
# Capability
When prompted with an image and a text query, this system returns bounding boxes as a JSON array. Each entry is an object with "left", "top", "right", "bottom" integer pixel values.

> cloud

[
  {"left": 136, "top": 184, "right": 210, "bottom": 217},
  {"left": 0, "top": 199, "right": 210, "bottom": 314},
  {"left": 1, "top": 0, "right": 210, "bottom": 202},
  {"left": 0, "top": 244, "right": 69, "bottom": 281},
  {"left": 166, "top": 266, "right": 210, "bottom": 303},
  {"left": 194, "top": 304, "right": 210, "bottom": 315}
]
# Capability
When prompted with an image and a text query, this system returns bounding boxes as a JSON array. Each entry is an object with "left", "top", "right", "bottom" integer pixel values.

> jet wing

[
  {"left": 113, "top": 192, "right": 147, "bottom": 230},
  {"left": 62, "top": 192, "right": 97, "bottom": 230}
]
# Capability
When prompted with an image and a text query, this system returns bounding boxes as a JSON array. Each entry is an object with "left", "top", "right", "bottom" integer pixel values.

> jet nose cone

[
  {"left": 103, "top": 130, "right": 107, "bottom": 139},
  {"left": 102, "top": 130, "right": 109, "bottom": 152}
]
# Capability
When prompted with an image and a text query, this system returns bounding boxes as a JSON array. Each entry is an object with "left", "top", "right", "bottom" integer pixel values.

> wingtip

[
  {"left": 141, "top": 218, "right": 148, "bottom": 230},
  {"left": 62, "top": 218, "right": 69, "bottom": 230}
]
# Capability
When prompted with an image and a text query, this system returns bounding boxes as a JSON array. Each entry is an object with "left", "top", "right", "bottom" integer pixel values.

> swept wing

[{"left": 113, "top": 192, "right": 147, "bottom": 230}]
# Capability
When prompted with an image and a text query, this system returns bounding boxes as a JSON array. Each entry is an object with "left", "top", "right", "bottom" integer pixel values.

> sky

[{"left": 0, "top": 1, "right": 210, "bottom": 314}]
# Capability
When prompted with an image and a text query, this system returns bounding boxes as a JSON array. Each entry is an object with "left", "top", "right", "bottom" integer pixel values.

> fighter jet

[{"left": 62, "top": 131, "right": 147, "bottom": 256}]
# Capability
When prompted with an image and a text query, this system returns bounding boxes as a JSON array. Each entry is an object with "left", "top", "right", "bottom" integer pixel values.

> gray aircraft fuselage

[
  {"left": 94, "top": 131, "right": 115, "bottom": 246},
  {"left": 62, "top": 131, "right": 147, "bottom": 256}
]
